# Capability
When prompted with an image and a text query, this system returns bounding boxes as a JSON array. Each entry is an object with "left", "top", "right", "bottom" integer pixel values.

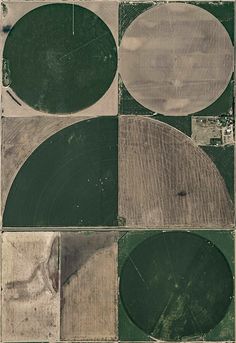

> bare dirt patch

[
  {"left": 2, "top": 232, "right": 60, "bottom": 341},
  {"left": 60, "top": 231, "right": 118, "bottom": 340}
]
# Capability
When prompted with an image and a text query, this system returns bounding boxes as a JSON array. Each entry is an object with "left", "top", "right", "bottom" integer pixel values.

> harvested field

[
  {"left": 2, "top": 232, "right": 60, "bottom": 341},
  {"left": 60, "top": 231, "right": 118, "bottom": 340},
  {"left": 119, "top": 3, "right": 233, "bottom": 115},
  {"left": 118, "top": 116, "right": 234, "bottom": 227}
]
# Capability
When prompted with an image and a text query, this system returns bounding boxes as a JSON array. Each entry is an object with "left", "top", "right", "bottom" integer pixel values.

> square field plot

[
  {"left": 2, "top": 1, "right": 118, "bottom": 117},
  {"left": 118, "top": 116, "right": 234, "bottom": 228},
  {"left": 2, "top": 231, "right": 119, "bottom": 342},
  {"left": 2, "top": 116, "right": 118, "bottom": 228},
  {"left": 118, "top": 1, "right": 234, "bottom": 117},
  {"left": 118, "top": 230, "right": 235, "bottom": 341}
]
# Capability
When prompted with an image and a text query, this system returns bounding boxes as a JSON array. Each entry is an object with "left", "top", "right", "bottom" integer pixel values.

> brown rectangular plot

[{"left": 60, "top": 231, "right": 118, "bottom": 341}]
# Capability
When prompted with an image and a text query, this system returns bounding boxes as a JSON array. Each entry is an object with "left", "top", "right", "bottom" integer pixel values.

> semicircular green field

[
  {"left": 3, "top": 117, "right": 118, "bottom": 227},
  {"left": 3, "top": 3, "right": 117, "bottom": 114},
  {"left": 120, "top": 231, "right": 233, "bottom": 341}
]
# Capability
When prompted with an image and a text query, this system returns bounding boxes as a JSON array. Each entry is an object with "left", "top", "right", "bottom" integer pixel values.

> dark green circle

[
  {"left": 3, "top": 117, "right": 118, "bottom": 227},
  {"left": 3, "top": 4, "right": 117, "bottom": 114},
  {"left": 120, "top": 232, "right": 233, "bottom": 340}
]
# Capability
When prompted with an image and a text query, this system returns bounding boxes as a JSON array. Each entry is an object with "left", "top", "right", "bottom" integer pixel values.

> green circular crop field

[
  {"left": 120, "top": 231, "right": 233, "bottom": 340},
  {"left": 3, "top": 117, "right": 118, "bottom": 227},
  {"left": 3, "top": 4, "right": 117, "bottom": 113}
]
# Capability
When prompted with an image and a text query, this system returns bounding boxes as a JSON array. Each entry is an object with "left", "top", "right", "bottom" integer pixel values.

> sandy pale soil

[{"left": 2, "top": 232, "right": 60, "bottom": 341}]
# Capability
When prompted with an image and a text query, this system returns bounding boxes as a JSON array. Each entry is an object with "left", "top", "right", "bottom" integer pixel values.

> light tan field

[
  {"left": 118, "top": 116, "right": 234, "bottom": 227},
  {"left": 1, "top": 116, "right": 89, "bottom": 214},
  {"left": 119, "top": 3, "right": 233, "bottom": 115},
  {"left": 60, "top": 231, "right": 118, "bottom": 341},
  {"left": 2, "top": 232, "right": 60, "bottom": 341}
]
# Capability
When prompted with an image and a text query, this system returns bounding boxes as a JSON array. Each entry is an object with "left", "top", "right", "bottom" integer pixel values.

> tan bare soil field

[
  {"left": 118, "top": 116, "right": 234, "bottom": 227},
  {"left": 60, "top": 231, "right": 118, "bottom": 340},
  {"left": 119, "top": 3, "right": 233, "bottom": 115},
  {"left": 2, "top": 232, "right": 60, "bottom": 341}
]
